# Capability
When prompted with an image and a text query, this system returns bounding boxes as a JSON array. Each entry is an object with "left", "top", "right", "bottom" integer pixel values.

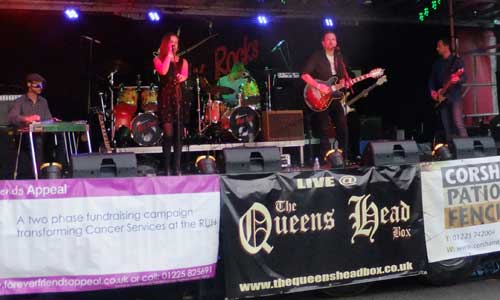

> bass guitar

[
  {"left": 304, "top": 68, "right": 384, "bottom": 112},
  {"left": 432, "top": 68, "right": 465, "bottom": 109}
]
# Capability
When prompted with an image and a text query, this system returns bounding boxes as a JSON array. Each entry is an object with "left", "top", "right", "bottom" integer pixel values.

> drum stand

[
  {"left": 108, "top": 71, "right": 116, "bottom": 141},
  {"left": 265, "top": 67, "right": 272, "bottom": 111},
  {"left": 196, "top": 75, "right": 206, "bottom": 135}
]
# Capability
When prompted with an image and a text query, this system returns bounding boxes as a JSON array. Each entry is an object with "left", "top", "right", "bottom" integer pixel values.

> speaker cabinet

[
  {"left": 223, "top": 147, "right": 281, "bottom": 174},
  {"left": 451, "top": 137, "right": 497, "bottom": 159},
  {"left": 71, "top": 152, "right": 137, "bottom": 178},
  {"left": 262, "top": 110, "right": 304, "bottom": 141},
  {"left": 362, "top": 140, "right": 419, "bottom": 166}
]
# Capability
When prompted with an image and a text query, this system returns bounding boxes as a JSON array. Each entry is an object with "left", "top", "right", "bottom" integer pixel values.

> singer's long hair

[{"left": 158, "top": 32, "right": 178, "bottom": 61}]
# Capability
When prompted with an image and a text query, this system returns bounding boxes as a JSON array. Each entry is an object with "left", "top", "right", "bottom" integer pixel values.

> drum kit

[
  {"left": 198, "top": 77, "right": 262, "bottom": 143},
  {"left": 100, "top": 69, "right": 264, "bottom": 148},
  {"left": 112, "top": 83, "right": 162, "bottom": 147}
]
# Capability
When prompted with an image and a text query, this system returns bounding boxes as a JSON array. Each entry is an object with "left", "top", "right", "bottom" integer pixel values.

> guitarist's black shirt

[
  {"left": 428, "top": 54, "right": 466, "bottom": 103},
  {"left": 302, "top": 50, "right": 347, "bottom": 81}
]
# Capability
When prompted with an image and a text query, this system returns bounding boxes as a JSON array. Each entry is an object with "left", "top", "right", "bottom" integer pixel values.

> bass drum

[
  {"left": 222, "top": 106, "right": 260, "bottom": 142},
  {"left": 130, "top": 113, "right": 163, "bottom": 146}
]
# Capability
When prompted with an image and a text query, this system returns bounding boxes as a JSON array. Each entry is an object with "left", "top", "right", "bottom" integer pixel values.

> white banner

[
  {"left": 421, "top": 156, "right": 500, "bottom": 263},
  {"left": 0, "top": 176, "right": 220, "bottom": 295}
]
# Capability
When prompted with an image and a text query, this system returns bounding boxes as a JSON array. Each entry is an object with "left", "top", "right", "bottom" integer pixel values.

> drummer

[{"left": 216, "top": 62, "right": 249, "bottom": 107}]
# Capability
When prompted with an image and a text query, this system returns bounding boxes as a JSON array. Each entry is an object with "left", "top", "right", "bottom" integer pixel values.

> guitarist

[
  {"left": 301, "top": 31, "right": 352, "bottom": 163},
  {"left": 428, "top": 37, "right": 467, "bottom": 142}
]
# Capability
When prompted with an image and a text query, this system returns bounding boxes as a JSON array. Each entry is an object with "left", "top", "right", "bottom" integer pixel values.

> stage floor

[{"left": 115, "top": 138, "right": 330, "bottom": 167}]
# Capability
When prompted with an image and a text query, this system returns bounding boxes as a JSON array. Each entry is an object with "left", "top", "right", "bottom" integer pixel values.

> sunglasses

[{"left": 31, "top": 83, "right": 44, "bottom": 89}]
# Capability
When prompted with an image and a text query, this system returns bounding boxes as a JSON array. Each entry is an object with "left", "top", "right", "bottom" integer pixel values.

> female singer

[{"left": 153, "top": 33, "right": 189, "bottom": 175}]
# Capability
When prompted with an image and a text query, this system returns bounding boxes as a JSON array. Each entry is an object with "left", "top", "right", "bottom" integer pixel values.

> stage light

[
  {"left": 148, "top": 10, "right": 161, "bottom": 22},
  {"left": 432, "top": 143, "right": 452, "bottom": 161},
  {"left": 324, "top": 149, "right": 344, "bottom": 169},
  {"left": 64, "top": 8, "right": 79, "bottom": 20},
  {"left": 195, "top": 155, "right": 217, "bottom": 174},
  {"left": 494, "top": 19, "right": 500, "bottom": 26},
  {"left": 257, "top": 15, "right": 269, "bottom": 25},
  {"left": 324, "top": 18, "right": 335, "bottom": 28}
]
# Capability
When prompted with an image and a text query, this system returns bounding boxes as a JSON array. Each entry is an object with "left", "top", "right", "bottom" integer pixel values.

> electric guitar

[
  {"left": 341, "top": 75, "right": 388, "bottom": 115},
  {"left": 96, "top": 111, "right": 112, "bottom": 153},
  {"left": 432, "top": 68, "right": 465, "bottom": 109},
  {"left": 303, "top": 68, "right": 384, "bottom": 112}
]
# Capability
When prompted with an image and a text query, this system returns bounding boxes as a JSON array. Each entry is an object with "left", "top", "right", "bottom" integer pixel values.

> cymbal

[
  {"left": 102, "top": 59, "right": 131, "bottom": 75},
  {"left": 209, "top": 86, "right": 235, "bottom": 95}
]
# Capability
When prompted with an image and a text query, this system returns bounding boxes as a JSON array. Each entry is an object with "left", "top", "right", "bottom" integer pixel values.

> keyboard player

[{"left": 7, "top": 73, "right": 63, "bottom": 178}]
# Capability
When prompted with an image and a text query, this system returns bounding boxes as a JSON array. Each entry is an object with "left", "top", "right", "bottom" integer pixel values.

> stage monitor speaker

[
  {"left": 224, "top": 147, "right": 281, "bottom": 174},
  {"left": 451, "top": 137, "right": 497, "bottom": 159},
  {"left": 262, "top": 110, "right": 304, "bottom": 141},
  {"left": 362, "top": 140, "right": 419, "bottom": 166},
  {"left": 71, "top": 152, "right": 137, "bottom": 178}
]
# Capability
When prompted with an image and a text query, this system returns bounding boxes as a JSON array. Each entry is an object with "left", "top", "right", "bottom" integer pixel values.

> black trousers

[{"left": 312, "top": 100, "right": 349, "bottom": 161}]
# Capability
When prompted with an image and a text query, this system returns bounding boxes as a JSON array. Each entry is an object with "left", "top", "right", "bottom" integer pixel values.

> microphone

[
  {"left": 81, "top": 35, "right": 101, "bottom": 44},
  {"left": 271, "top": 40, "right": 285, "bottom": 53}
]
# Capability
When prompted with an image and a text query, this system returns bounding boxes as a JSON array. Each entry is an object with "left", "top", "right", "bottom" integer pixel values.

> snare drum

[
  {"left": 204, "top": 100, "right": 226, "bottom": 124},
  {"left": 130, "top": 113, "right": 162, "bottom": 146},
  {"left": 221, "top": 106, "right": 260, "bottom": 142},
  {"left": 118, "top": 87, "right": 138, "bottom": 111}
]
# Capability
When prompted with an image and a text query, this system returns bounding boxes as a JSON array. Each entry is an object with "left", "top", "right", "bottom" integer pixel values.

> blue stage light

[
  {"left": 324, "top": 17, "right": 335, "bottom": 27},
  {"left": 257, "top": 15, "right": 269, "bottom": 25},
  {"left": 148, "top": 10, "right": 161, "bottom": 22},
  {"left": 64, "top": 8, "right": 79, "bottom": 20}
]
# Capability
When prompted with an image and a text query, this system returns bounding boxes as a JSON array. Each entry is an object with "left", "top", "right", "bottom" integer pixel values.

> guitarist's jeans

[
  {"left": 440, "top": 100, "right": 468, "bottom": 142},
  {"left": 314, "top": 100, "right": 349, "bottom": 161}
]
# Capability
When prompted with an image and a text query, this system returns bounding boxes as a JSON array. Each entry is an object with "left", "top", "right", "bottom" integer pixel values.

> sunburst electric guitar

[
  {"left": 341, "top": 75, "right": 388, "bottom": 115},
  {"left": 304, "top": 68, "right": 384, "bottom": 112}
]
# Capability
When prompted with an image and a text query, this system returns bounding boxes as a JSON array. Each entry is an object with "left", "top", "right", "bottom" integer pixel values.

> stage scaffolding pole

[{"left": 448, "top": 0, "right": 456, "bottom": 53}]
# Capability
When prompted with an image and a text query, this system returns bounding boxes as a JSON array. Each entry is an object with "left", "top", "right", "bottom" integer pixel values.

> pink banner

[
  {"left": 0, "top": 264, "right": 216, "bottom": 295},
  {"left": 0, "top": 175, "right": 220, "bottom": 200}
]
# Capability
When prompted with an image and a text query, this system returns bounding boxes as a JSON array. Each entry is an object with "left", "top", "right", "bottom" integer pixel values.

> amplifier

[
  {"left": 262, "top": 110, "right": 304, "bottom": 141},
  {"left": 0, "top": 95, "right": 20, "bottom": 126}
]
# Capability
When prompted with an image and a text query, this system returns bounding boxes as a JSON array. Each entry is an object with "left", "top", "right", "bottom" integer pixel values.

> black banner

[{"left": 221, "top": 166, "right": 426, "bottom": 299}]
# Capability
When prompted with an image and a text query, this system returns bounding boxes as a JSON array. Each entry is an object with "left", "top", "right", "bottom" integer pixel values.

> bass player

[{"left": 428, "top": 37, "right": 467, "bottom": 142}]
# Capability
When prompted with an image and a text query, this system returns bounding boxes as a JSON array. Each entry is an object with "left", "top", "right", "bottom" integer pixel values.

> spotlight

[
  {"left": 195, "top": 155, "right": 217, "bottom": 174},
  {"left": 148, "top": 10, "right": 161, "bottom": 22},
  {"left": 257, "top": 15, "right": 269, "bottom": 25},
  {"left": 432, "top": 143, "right": 452, "bottom": 161},
  {"left": 64, "top": 8, "right": 79, "bottom": 20},
  {"left": 324, "top": 149, "right": 344, "bottom": 169},
  {"left": 324, "top": 17, "right": 335, "bottom": 28}
]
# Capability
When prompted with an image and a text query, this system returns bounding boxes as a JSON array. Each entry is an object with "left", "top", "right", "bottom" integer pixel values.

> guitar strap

[
  {"left": 336, "top": 50, "right": 353, "bottom": 93},
  {"left": 446, "top": 54, "right": 458, "bottom": 79}
]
